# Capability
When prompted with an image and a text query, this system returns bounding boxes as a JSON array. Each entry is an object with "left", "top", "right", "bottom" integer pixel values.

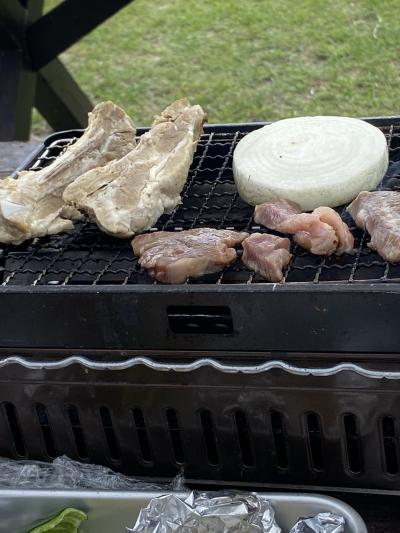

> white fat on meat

[
  {"left": 64, "top": 99, "right": 207, "bottom": 238},
  {"left": 0, "top": 101, "right": 136, "bottom": 244},
  {"left": 254, "top": 199, "right": 354, "bottom": 256},
  {"left": 347, "top": 190, "right": 400, "bottom": 262},
  {"left": 132, "top": 228, "right": 249, "bottom": 283},
  {"left": 242, "top": 233, "right": 292, "bottom": 282}
]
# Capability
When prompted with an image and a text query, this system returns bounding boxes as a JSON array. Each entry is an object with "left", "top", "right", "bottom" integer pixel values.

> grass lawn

[{"left": 35, "top": 0, "right": 400, "bottom": 134}]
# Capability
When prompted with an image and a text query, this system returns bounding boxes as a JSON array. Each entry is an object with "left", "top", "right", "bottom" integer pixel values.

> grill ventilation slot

[
  {"left": 132, "top": 408, "right": 152, "bottom": 463},
  {"left": 168, "top": 306, "right": 233, "bottom": 335},
  {"left": 100, "top": 407, "right": 120, "bottom": 461},
  {"left": 270, "top": 411, "right": 288, "bottom": 469},
  {"left": 68, "top": 405, "right": 88, "bottom": 460},
  {"left": 4, "top": 403, "right": 25, "bottom": 456},
  {"left": 343, "top": 413, "right": 362, "bottom": 474},
  {"left": 235, "top": 411, "right": 253, "bottom": 467},
  {"left": 200, "top": 409, "right": 219, "bottom": 466},
  {"left": 166, "top": 408, "right": 184, "bottom": 464},
  {"left": 36, "top": 403, "right": 56, "bottom": 457},
  {"left": 381, "top": 416, "right": 399, "bottom": 475},
  {"left": 306, "top": 412, "right": 325, "bottom": 471}
]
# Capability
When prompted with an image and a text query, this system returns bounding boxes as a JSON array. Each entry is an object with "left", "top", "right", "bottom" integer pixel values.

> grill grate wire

[{"left": 2, "top": 124, "right": 400, "bottom": 286}]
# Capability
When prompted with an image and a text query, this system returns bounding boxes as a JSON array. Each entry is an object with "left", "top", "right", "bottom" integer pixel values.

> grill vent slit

[
  {"left": 132, "top": 408, "right": 153, "bottom": 463},
  {"left": 4, "top": 403, "right": 25, "bottom": 456},
  {"left": 166, "top": 408, "right": 184, "bottom": 464},
  {"left": 168, "top": 306, "right": 233, "bottom": 334},
  {"left": 36, "top": 403, "right": 56, "bottom": 458},
  {"left": 343, "top": 413, "right": 363, "bottom": 474},
  {"left": 306, "top": 412, "right": 325, "bottom": 471},
  {"left": 100, "top": 407, "right": 120, "bottom": 461},
  {"left": 235, "top": 411, "right": 253, "bottom": 467},
  {"left": 200, "top": 409, "right": 219, "bottom": 466},
  {"left": 270, "top": 411, "right": 288, "bottom": 469},
  {"left": 68, "top": 405, "right": 88, "bottom": 460},
  {"left": 381, "top": 416, "right": 399, "bottom": 475}
]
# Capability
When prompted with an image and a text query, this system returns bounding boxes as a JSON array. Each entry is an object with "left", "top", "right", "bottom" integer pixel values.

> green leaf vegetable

[{"left": 27, "top": 507, "right": 87, "bottom": 533}]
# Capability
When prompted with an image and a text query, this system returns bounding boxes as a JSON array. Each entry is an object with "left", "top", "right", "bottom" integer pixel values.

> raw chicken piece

[
  {"left": 64, "top": 99, "right": 207, "bottom": 238},
  {"left": 254, "top": 199, "right": 354, "bottom": 255},
  {"left": 254, "top": 200, "right": 337, "bottom": 255},
  {"left": 0, "top": 101, "right": 136, "bottom": 244},
  {"left": 347, "top": 190, "right": 400, "bottom": 262},
  {"left": 312, "top": 207, "right": 354, "bottom": 255},
  {"left": 132, "top": 228, "right": 249, "bottom": 283},
  {"left": 242, "top": 233, "right": 292, "bottom": 282},
  {"left": 281, "top": 213, "right": 338, "bottom": 255}
]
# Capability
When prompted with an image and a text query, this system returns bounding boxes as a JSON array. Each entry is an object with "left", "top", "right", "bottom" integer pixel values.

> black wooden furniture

[{"left": 0, "top": 0, "right": 133, "bottom": 140}]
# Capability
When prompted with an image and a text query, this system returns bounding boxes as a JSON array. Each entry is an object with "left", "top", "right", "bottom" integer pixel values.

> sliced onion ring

[{"left": 233, "top": 116, "right": 388, "bottom": 211}]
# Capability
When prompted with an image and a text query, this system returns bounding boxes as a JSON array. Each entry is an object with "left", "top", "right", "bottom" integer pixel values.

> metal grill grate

[{"left": 2, "top": 122, "right": 400, "bottom": 286}]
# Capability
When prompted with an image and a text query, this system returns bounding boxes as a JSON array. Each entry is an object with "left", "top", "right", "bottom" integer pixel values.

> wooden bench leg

[
  {"left": 36, "top": 59, "right": 92, "bottom": 132},
  {"left": 0, "top": 0, "right": 42, "bottom": 140},
  {"left": 0, "top": 0, "right": 134, "bottom": 140},
  {"left": 0, "top": 48, "right": 37, "bottom": 141}
]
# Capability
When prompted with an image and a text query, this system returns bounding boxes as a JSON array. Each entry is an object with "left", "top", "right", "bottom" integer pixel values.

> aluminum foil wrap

[
  {"left": 0, "top": 455, "right": 182, "bottom": 491},
  {"left": 289, "top": 512, "right": 345, "bottom": 533},
  {"left": 127, "top": 490, "right": 282, "bottom": 532}
]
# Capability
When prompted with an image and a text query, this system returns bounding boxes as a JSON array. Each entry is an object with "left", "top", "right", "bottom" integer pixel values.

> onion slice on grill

[{"left": 233, "top": 116, "right": 388, "bottom": 211}]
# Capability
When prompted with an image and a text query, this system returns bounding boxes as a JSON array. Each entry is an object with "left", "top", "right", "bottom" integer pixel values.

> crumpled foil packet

[
  {"left": 289, "top": 512, "right": 345, "bottom": 533},
  {"left": 127, "top": 490, "right": 282, "bottom": 532},
  {"left": 0, "top": 455, "right": 182, "bottom": 491}
]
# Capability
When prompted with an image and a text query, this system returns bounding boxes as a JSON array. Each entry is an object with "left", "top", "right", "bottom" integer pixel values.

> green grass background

[{"left": 34, "top": 0, "right": 400, "bottom": 133}]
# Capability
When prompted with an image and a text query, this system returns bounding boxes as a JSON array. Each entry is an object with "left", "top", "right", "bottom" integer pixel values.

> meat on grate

[
  {"left": 64, "top": 99, "right": 206, "bottom": 238},
  {"left": 254, "top": 199, "right": 354, "bottom": 256},
  {"left": 0, "top": 102, "right": 136, "bottom": 244},
  {"left": 347, "top": 190, "right": 400, "bottom": 262},
  {"left": 242, "top": 233, "right": 292, "bottom": 282},
  {"left": 132, "top": 228, "right": 248, "bottom": 283}
]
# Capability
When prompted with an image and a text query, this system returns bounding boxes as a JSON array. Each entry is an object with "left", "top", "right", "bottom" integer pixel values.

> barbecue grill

[
  {"left": 2, "top": 119, "right": 400, "bottom": 353},
  {"left": 2, "top": 119, "right": 400, "bottom": 531}
]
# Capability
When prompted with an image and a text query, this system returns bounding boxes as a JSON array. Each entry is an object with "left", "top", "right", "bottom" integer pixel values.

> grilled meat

[
  {"left": 242, "top": 233, "right": 292, "bottom": 282},
  {"left": 132, "top": 228, "right": 248, "bottom": 283},
  {"left": 0, "top": 102, "right": 136, "bottom": 244},
  {"left": 347, "top": 190, "right": 400, "bottom": 262},
  {"left": 254, "top": 199, "right": 354, "bottom": 255},
  {"left": 64, "top": 99, "right": 207, "bottom": 238}
]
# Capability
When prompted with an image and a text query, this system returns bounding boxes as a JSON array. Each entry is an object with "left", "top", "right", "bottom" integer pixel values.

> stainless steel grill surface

[{"left": 3, "top": 120, "right": 400, "bottom": 287}]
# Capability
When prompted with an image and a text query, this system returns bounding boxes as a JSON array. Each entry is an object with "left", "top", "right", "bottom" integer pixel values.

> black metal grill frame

[{"left": 1, "top": 119, "right": 400, "bottom": 354}]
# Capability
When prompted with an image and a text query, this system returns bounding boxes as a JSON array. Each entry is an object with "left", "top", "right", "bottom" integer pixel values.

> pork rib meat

[
  {"left": 64, "top": 99, "right": 207, "bottom": 238},
  {"left": 0, "top": 101, "right": 136, "bottom": 244},
  {"left": 242, "top": 233, "right": 292, "bottom": 282},
  {"left": 132, "top": 228, "right": 248, "bottom": 283}
]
